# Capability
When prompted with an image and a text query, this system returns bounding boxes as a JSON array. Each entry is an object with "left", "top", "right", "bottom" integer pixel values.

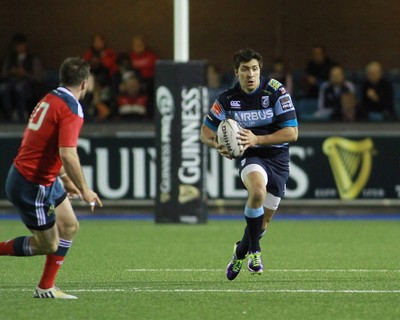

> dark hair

[
  {"left": 233, "top": 48, "right": 263, "bottom": 71},
  {"left": 59, "top": 57, "right": 90, "bottom": 87},
  {"left": 312, "top": 44, "right": 326, "bottom": 53}
]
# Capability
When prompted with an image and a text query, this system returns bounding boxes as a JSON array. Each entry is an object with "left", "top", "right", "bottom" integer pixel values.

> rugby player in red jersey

[{"left": 0, "top": 57, "right": 102, "bottom": 299}]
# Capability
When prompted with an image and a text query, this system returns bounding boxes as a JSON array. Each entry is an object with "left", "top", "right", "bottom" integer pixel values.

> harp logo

[{"left": 322, "top": 137, "right": 374, "bottom": 200}]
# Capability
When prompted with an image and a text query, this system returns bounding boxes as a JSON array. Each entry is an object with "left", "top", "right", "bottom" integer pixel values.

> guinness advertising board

[
  {"left": 1, "top": 135, "right": 399, "bottom": 206},
  {"left": 154, "top": 61, "right": 208, "bottom": 223}
]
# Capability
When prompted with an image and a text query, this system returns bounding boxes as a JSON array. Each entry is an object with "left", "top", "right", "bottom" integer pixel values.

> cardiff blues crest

[{"left": 261, "top": 96, "right": 269, "bottom": 108}]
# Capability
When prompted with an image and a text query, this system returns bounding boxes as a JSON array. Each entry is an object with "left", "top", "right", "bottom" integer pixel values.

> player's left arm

[
  {"left": 239, "top": 126, "right": 298, "bottom": 149},
  {"left": 58, "top": 166, "right": 81, "bottom": 199}
]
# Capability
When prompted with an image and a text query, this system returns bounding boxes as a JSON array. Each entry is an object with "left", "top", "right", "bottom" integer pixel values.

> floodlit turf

[{"left": 0, "top": 218, "right": 399, "bottom": 320}]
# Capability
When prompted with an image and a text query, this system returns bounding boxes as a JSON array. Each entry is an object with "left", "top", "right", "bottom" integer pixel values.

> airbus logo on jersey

[
  {"left": 230, "top": 100, "right": 241, "bottom": 108},
  {"left": 232, "top": 109, "right": 274, "bottom": 122}
]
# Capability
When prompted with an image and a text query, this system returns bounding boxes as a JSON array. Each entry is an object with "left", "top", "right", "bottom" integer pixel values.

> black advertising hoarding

[
  {"left": 0, "top": 134, "right": 399, "bottom": 203},
  {"left": 286, "top": 136, "right": 399, "bottom": 200},
  {"left": 154, "top": 61, "right": 208, "bottom": 223}
]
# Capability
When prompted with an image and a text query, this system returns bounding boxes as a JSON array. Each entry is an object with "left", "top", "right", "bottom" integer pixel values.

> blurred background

[{"left": 0, "top": 0, "right": 399, "bottom": 216}]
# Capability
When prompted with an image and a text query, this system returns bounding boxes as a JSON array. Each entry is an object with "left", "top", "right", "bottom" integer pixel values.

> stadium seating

[{"left": 295, "top": 98, "right": 320, "bottom": 121}]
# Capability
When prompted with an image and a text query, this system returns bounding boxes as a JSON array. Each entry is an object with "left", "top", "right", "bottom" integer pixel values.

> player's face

[{"left": 236, "top": 59, "right": 261, "bottom": 94}]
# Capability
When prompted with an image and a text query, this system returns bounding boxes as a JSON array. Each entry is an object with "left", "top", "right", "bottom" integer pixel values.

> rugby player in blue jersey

[{"left": 200, "top": 48, "right": 298, "bottom": 280}]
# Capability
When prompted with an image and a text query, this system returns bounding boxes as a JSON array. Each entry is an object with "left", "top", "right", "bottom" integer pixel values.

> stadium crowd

[{"left": 0, "top": 34, "right": 399, "bottom": 123}]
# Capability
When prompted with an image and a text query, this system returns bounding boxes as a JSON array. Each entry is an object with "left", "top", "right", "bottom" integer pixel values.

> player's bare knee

[
  {"left": 58, "top": 219, "right": 79, "bottom": 238},
  {"left": 248, "top": 187, "right": 266, "bottom": 207}
]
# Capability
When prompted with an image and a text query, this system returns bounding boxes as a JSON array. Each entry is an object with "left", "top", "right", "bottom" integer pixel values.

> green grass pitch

[{"left": 0, "top": 217, "right": 399, "bottom": 320}]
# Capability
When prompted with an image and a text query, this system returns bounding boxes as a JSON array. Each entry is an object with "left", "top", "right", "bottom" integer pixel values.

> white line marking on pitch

[
  {"left": 126, "top": 268, "right": 400, "bottom": 273},
  {"left": 5, "top": 288, "right": 400, "bottom": 294},
  {"left": 68, "top": 289, "right": 400, "bottom": 294}
]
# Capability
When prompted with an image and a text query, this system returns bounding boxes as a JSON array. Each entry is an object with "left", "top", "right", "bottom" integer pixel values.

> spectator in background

[
  {"left": 360, "top": 61, "right": 395, "bottom": 121},
  {"left": 129, "top": 36, "right": 158, "bottom": 81},
  {"left": 315, "top": 66, "right": 356, "bottom": 120},
  {"left": 112, "top": 53, "right": 141, "bottom": 98},
  {"left": 83, "top": 34, "right": 117, "bottom": 121},
  {"left": 341, "top": 91, "right": 358, "bottom": 122},
  {"left": 0, "top": 33, "right": 43, "bottom": 122},
  {"left": 304, "top": 45, "right": 336, "bottom": 98},
  {"left": 83, "top": 34, "right": 117, "bottom": 76},
  {"left": 116, "top": 74, "right": 148, "bottom": 120},
  {"left": 81, "top": 54, "right": 113, "bottom": 121},
  {"left": 207, "top": 64, "right": 228, "bottom": 105},
  {"left": 268, "top": 58, "right": 293, "bottom": 95},
  {"left": 129, "top": 36, "right": 158, "bottom": 119}
]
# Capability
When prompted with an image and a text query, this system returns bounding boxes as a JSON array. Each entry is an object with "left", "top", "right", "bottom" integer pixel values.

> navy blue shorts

[
  {"left": 238, "top": 151, "right": 290, "bottom": 198},
  {"left": 5, "top": 165, "right": 67, "bottom": 230}
]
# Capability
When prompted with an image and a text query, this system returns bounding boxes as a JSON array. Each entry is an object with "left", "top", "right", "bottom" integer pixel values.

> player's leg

[
  {"left": 0, "top": 166, "right": 59, "bottom": 257},
  {"left": 36, "top": 195, "right": 79, "bottom": 295},
  {"left": 0, "top": 225, "right": 58, "bottom": 256},
  {"left": 241, "top": 170, "right": 266, "bottom": 274},
  {"left": 226, "top": 162, "right": 267, "bottom": 280},
  {"left": 236, "top": 162, "right": 268, "bottom": 253},
  {"left": 0, "top": 165, "right": 77, "bottom": 298},
  {"left": 234, "top": 203, "right": 276, "bottom": 257},
  {"left": 235, "top": 155, "right": 287, "bottom": 276}
]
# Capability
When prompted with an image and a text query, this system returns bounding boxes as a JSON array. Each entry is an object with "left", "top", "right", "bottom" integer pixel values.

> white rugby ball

[{"left": 217, "top": 119, "right": 244, "bottom": 158}]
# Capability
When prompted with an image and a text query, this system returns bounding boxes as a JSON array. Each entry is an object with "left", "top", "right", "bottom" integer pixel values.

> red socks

[
  {"left": 0, "top": 239, "right": 15, "bottom": 256},
  {"left": 38, "top": 255, "right": 66, "bottom": 289},
  {"left": 38, "top": 238, "right": 72, "bottom": 289}
]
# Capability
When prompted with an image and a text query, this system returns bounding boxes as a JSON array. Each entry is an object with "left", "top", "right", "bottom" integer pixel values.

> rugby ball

[{"left": 217, "top": 119, "right": 244, "bottom": 158}]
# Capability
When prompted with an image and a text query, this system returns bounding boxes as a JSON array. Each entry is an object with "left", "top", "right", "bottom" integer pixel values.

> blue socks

[{"left": 235, "top": 206, "right": 265, "bottom": 258}]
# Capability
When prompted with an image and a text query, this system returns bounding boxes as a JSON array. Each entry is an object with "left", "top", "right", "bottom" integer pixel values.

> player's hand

[
  {"left": 216, "top": 144, "right": 233, "bottom": 160},
  {"left": 63, "top": 181, "right": 82, "bottom": 200},
  {"left": 237, "top": 129, "right": 258, "bottom": 150},
  {"left": 81, "top": 189, "right": 103, "bottom": 212}
]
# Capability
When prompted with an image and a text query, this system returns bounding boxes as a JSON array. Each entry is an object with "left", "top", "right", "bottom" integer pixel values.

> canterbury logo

[
  {"left": 323, "top": 137, "right": 374, "bottom": 200},
  {"left": 230, "top": 100, "right": 241, "bottom": 107}
]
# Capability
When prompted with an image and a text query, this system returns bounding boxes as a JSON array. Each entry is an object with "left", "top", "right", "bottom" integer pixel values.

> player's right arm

[
  {"left": 200, "top": 124, "right": 232, "bottom": 159},
  {"left": 200, "top": 124, "right": 218, "bottom": 148},
  {"left": 200, "top": 99, "right": 232, "bottom": 159},
  {"left": 59, "top": 147, "right": 102, "bottom": 210}
]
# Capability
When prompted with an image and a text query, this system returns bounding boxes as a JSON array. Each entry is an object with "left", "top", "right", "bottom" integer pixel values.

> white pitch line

[
  {"left": 4, "top": 288, "right": 400, "bottom": 294},
  {"left": 126, "top": 268, "right": 400, "bottom": 273},
  {"left": 126, "top": 269, "right": 223, "bottom": 272},
  {"left": 69, "top": 289, "right": 400, "bottom": 294}
]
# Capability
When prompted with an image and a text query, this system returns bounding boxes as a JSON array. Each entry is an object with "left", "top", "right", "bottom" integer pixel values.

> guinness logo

[
  {"left": 178, "top": 184, "right": 200, "bottom": 204},
  {"left": 323, "top": 137, "right": 374, "bottom": 200}
]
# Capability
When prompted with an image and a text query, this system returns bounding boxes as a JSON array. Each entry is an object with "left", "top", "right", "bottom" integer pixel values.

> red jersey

[
  {"left": 129, "top": 50, "right": 158, "bottom": 79},
  {"left": 83, "top": 48, "right": 117, "bottom": 75},
  {"left": 117, "top": 94, "right": 148, "bottom": 116},
  {"left": 14, "top": 87, "right": 84, "bottom": 186}
]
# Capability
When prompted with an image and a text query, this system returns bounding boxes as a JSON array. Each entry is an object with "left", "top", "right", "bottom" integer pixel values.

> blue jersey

[{"left": 204, "top": 77, "right": 298, "bottom": 157}]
